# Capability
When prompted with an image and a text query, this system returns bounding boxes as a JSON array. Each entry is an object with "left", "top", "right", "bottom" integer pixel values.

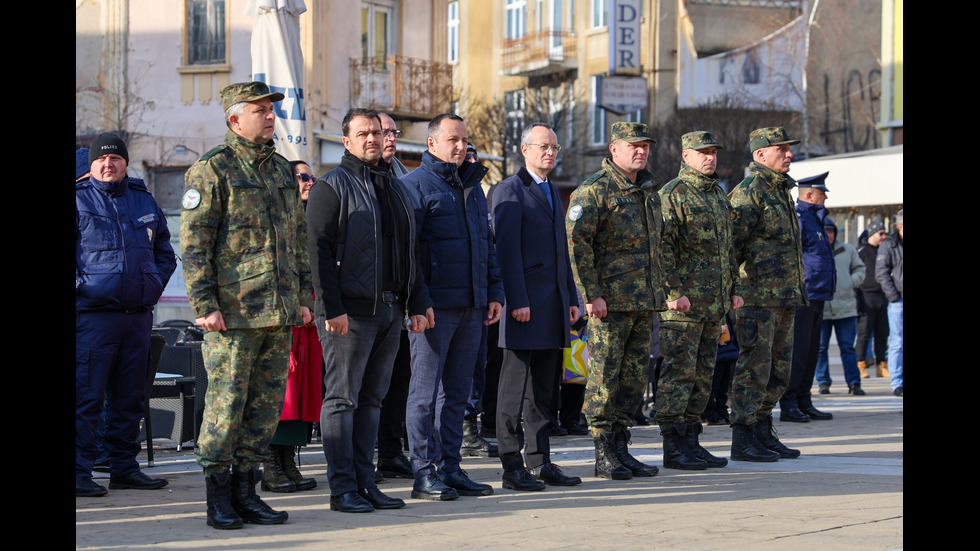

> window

[
  {"left": 505, "top": 0, "right": 527, "bottom": 40},
  {"left": 448, "top": 1, "right": 459, "bottom": 64},
  {"left": 590, "top": 0, "right": 606, "bottom": 28},
  {"left": 362, "top": 1, "right": 395, "bottom": 66},
  {"left": 504, "top": 89, "right": 526, "bottom": 157},
  {"left": 589, "top": 75, "right": 606, "bottom": 145},
  {"left": 187, "top": 0, "right": 226, "bottom": 64}
]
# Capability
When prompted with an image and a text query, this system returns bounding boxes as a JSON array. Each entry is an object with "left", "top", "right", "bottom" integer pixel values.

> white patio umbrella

[{"left": 247, "top": 0, "right": 308, "bottom": 163}]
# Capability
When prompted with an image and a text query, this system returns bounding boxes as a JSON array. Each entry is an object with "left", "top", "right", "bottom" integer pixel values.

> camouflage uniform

[
  {"left": 655, "top": 132, "right": 738, "bottom": 430},
  {"left": 567, "top": 144, "right": 666, "bottom": 436},
  {"left": 181, "top": 83, "right": 313, "bottom": 475},
  {"left": 728, "top": 130, "right": 807, "bottom": 426}
]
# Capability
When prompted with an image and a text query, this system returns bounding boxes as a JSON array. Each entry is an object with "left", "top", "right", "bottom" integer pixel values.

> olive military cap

[
  {"left": 220, "top": 81, "right": 285, "bottom": 111},
  {"left": 611, "top": 121, "right": 656, "bottom": 144},
  {"left": 681, "top": 131, "right": 724, "bottom": 151},
  {"left": 749, "top": 127, "right": 800, "bottom": 152}
]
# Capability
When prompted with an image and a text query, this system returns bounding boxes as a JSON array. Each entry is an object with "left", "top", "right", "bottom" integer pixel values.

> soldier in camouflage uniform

[
  {"left": 655, "top": 131, "right": 742, "bottom": 470},
  {"left": 566, "top": 121, "right": 666, "bottom": 480},
  {"left": 727, "top": 127, "right": 807, "bottom": 463},
  {"left": 181, "top": 81, "right": 314, "bottom": 529}
]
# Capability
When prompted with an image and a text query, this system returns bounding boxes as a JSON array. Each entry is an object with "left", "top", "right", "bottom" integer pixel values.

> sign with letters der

[{"left": 609, "top": 0, "right": 642, "bottom": 76}]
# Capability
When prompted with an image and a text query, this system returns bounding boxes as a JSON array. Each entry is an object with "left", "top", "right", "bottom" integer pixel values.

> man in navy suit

[{"left": 491, "top": 123, "right": 583, "bottom": 491}]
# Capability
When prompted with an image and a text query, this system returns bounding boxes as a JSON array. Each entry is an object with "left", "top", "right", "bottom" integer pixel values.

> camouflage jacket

[
  {"left": 566, "top": 156, "right": 666, "bottom": 312},
  {"left": 180, "top": 130, "right": 314, "bottom": 328},
  {"left": 728, "top": 161, "right": 806, "bottom": 308},
  {"left": 658, "top": 163, "right": 737, "bottom": 322}
]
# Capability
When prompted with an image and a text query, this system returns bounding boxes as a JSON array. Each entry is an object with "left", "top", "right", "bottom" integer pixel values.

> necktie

[{"left": 539, "top": 181, "right": 554, "bottom": 213}]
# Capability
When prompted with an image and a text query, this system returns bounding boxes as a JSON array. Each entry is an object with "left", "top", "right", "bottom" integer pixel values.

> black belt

[{"left": 382, "top": 291, "right": 400, "bottom": 304}]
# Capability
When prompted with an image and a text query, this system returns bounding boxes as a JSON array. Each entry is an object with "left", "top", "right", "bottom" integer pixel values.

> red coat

[{"left": 281, "top": 323, "right": 322, "bottom": 422}]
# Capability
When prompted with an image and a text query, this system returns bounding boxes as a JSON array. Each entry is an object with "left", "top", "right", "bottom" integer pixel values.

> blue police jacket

[
  {"left": 76, "top": 176, "right": 177, "bottom": 312},
  {"left": 401, "top": 151, "right": 504, "bottom": 310},
  {"left": 795, "top": 199, "right": 836, "bottom": 301}
]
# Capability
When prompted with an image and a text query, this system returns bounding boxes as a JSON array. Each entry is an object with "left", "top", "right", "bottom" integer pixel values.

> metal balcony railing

[
  {"left": 502, "top": 29, "right": 577, "bottom": 76},
  {"left": 350, "top": 55, "right": 453, "bottom": 120}
]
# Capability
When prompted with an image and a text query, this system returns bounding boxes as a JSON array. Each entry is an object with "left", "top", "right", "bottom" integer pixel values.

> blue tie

[{"left": 539, "top": 181, "right": 554, "bottom": 213}]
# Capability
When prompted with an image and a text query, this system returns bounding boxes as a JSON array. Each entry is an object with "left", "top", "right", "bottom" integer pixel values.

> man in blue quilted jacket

[{"left": 401, "top": 114, "right": 505, "bottom": 501}]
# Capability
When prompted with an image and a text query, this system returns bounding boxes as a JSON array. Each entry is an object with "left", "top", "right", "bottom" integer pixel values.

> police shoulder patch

[{"left": 182, "top": 189, "right": 202, "bottom": 210}]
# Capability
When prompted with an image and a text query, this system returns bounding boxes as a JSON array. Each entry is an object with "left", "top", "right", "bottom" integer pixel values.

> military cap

[
  {"left": 611, "top": 121, "right": 656, "bottom": 144},
  {"left": 220, "top": 81, "right": 285, "bottom": 111},
  {"left": 866, "top": 220, "right": 885, "bottom": 235},
  {"left": 797, "top": 171, "right": 830, "bottom": 192},
  {"left": 681, "top": 131, "right": 724, "bottom": 151},
  {"left": 749, "top": 126, "right": 800, "bottom": 152}
]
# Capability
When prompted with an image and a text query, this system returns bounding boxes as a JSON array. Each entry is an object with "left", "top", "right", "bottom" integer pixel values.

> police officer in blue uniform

[{"left": 76, "top": 133, "right": 177, "bottom": 496}]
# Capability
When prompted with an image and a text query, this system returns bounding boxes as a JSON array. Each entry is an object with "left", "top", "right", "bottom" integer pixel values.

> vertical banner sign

[
  {"left": 609, "top": 0, "right": 641, "bottom": 76},
  {"left": 248, "top": 0, "right": 308, "bottom": 162}
]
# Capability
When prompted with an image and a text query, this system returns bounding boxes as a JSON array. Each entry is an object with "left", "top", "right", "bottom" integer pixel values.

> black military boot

[
  {"left": 755, "top": 415, "right": 801, "bottom": 459},
  {"left": 661, "top": 423, "right": 708, "bottom": 470},
  {"left": 684, "top": 422, "right": 728, "bottom": 467},
  {"left": 461, "top": 415, "right": 498, "bottom": 458},
  {"left": 279, "top": 445, "right": 317, "bottom": 491},
  {"left": 731, "top": 423, "right": 779, "bottom": 462},
  {"left": 231, "top": 468, "right": 289, "bottom": 525},
  {"left": 593, "top": 432, "right": 633, "bottom": 480},
  {"left": 261, "top": 445, "right": 297, "bottom": 493},
  {"left": 612, "top": 429, "right": 659, "bottom": 476},
  {"left": 205, "top": 471, "right": 243, "bottom": 530}
]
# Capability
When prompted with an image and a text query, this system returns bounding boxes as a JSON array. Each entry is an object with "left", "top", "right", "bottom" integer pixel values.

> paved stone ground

[{"left": 76, "top": 355, "right": 902, "bottom": 550}]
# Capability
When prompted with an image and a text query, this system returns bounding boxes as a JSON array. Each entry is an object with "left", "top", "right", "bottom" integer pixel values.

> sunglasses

[{"left": 296, "top": 173, "right": 316, "bottom": 183}]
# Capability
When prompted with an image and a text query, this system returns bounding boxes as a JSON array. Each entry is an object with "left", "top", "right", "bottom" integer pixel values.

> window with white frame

[
  {"left": 362, "top": 1, "right": 395, "bottom": 66},
  {"left": 590, "top": 0, "right": 606, "bottom": 28},
  {"left": 505, "top": 0, "right": 527, "bottom": 40},
  {"left": 448, "top": 1, "right": 459, "bottom": 64},
  {"left": 589, "top": 75, "right": 606, "bottom": 145}
]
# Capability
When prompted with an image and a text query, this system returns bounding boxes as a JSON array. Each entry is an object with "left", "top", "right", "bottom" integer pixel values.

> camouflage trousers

[
  {"left": 730, "top": 306, "right": 795, "bottom": 425},
  {"left": 196, "top": 326, "right": 291, "bottom": 475},
  {"left": 583, "top": 310, "right": 653, "bottom": 435},
  {"left": 654, "top": 319, "right": 721, "bottom": 429}
]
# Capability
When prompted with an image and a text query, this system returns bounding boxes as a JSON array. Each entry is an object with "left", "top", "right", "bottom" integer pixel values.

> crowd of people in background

[{"left": 76, "top": 81, "right": 903, "bottom": 530}]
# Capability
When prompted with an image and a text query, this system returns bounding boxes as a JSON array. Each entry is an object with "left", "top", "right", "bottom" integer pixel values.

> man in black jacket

[
  {"left": 875, "top": 210, "right": 903, "bottom": 396},
  {"left": 306, "top": 108, "right": 429, "bottom": 513}
]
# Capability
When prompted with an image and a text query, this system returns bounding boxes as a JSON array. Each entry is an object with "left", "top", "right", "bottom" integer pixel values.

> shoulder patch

[
  {"left": 568, "top": 204, "right": 584, "bottom": 221},
  {"left": 182, "top": 189, "right": 202, "bottom": 210}
]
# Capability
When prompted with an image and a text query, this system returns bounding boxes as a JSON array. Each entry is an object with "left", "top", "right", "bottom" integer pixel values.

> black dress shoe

[
  {"left": 530, "top": 463, "right": 582, "bottom": 486},
  {"left": 802, "top": 406, "right": 833, "bottom": 420},
  {"left": 549, "top": 425, "right": 569, "bottom": 437},
  {"left": 330, "top": 491, "right": 374, "bottom": 513},
  {"left": 501, "top": 468, "right": 546, "bottom": 491},
  {"left": 818, "top": 384, "right": 831, "bottom": 394},
  {"left": 76, "top": 476, "right": 108, "bottom": 497},
  {"left": 109, "top": 471, "right": 168, "bottom": 490},
  {"left": 779, "top": 407, "right": 811, "bottom": 423},
  {"left": 563, "top": 422, "right": 590, "bottom": 436},
  {"left": 358, "top": 486, "right": 405, "bottom": 509},
  {"left": 411, "top": 473, "right": 459, "bottom": 501},
  {"left": 377, "top": 454, "right": 414, "bottom": 479},
  {"left": 442, "top": 469, "right": 493, "bottom": 496},
  {"left": 848, "top": 384, "right": 866, "bottom": 395}
]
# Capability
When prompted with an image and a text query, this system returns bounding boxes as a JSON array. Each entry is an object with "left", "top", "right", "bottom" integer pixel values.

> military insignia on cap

[
  {"left": 568, "top": 205, "right": 583, "bottom": 221},
  {"left": 182, "top": 189, "right": 202, "bottom": 210}
]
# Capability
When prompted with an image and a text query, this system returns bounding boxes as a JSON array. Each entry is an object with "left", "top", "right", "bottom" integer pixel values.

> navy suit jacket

[{"left": 491, "top": 166, "right": 577, "bottom": 350}]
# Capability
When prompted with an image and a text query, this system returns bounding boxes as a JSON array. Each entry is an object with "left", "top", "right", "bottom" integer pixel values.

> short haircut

[
  {"left": 895, "top": 209, "right": 903, "bottom": 226},
  {"left": 342, "top": 108, "right": 381, "bottom": 137},
  {"left": 289, "top": 160, "right": 311, "bottom": 171},
  {"left": 225, "top": 102, "right": 248, "bottom": 129},
  {"left": 520, "top": 122, "right": 554, "bottom": 147},
  {"left": 427, "top": 113, "right": 465, "bottom": 140}
]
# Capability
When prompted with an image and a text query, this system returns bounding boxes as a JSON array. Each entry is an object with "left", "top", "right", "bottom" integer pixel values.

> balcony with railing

[
  {"left": 350, "top": 55, "right": 453, "bottom": 121},
  {"left": 502, "top": 29, "right": 577, "bottom": 77}
]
